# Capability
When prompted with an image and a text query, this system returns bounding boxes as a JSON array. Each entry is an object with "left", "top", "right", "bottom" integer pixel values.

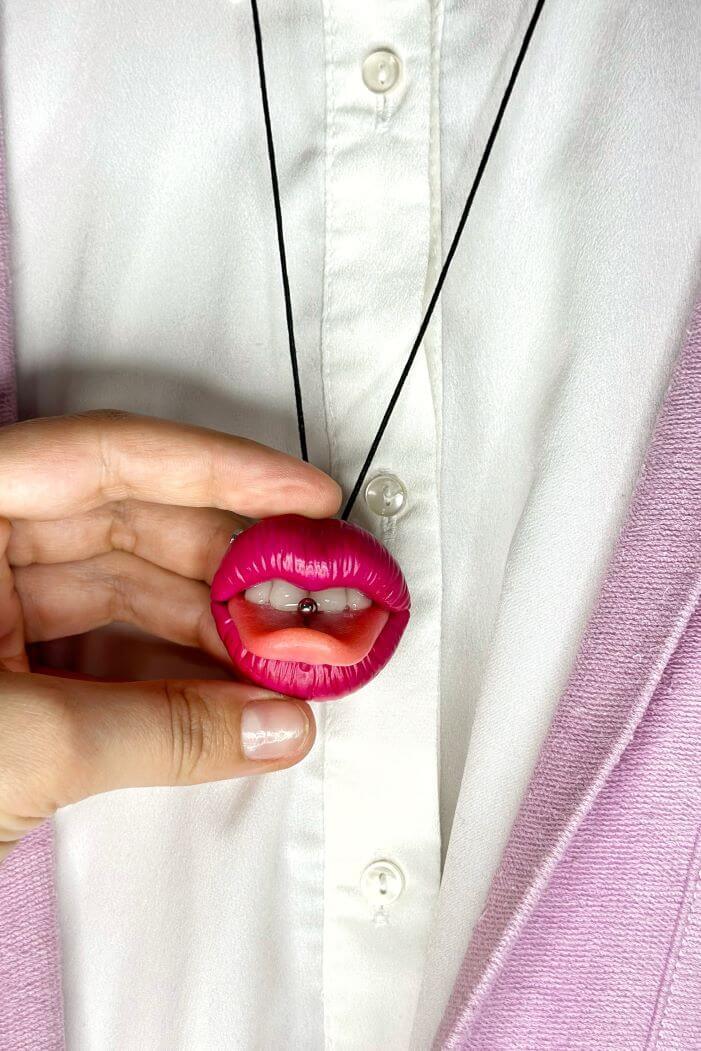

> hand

[{"left": 0, "top": 411, "right": 341, "bottom": 862}]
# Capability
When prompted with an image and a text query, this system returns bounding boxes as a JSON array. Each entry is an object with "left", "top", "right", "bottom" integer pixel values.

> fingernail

[{"left": 241, "top": 700, "right": 310, "bottom": 761}]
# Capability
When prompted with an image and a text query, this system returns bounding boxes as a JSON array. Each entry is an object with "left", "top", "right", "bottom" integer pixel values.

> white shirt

[{"left": 2, "top": 1, "right": 697, "bottom": 1048}]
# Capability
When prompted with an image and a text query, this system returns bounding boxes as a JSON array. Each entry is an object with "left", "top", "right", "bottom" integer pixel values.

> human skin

[{"left": 0, "top": 411, "right": 341, "bottom": 863}]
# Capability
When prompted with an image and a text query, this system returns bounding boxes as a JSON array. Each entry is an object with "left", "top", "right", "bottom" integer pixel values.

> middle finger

[{"left": 8, "top": 501, "right": 245, "bottom": 583}]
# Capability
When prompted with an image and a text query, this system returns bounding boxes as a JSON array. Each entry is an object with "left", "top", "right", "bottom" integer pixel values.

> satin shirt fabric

[{"left": 0, "top": 1, "right": 699, "bottom": 1048}]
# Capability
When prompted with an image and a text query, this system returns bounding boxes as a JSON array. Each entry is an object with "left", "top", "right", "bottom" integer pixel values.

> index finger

[{"left": 0, "top": 411, "right": 341, "bottom": 521}]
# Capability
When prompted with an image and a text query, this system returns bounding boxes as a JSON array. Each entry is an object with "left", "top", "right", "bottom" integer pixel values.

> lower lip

[{"left": 210, "top": 514, "right": 411, "bottom": 700}]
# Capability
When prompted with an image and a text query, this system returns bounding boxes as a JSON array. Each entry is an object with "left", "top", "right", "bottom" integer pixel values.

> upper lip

[{"left": 210, "top": 514, "right": 411, "bottom": 613}]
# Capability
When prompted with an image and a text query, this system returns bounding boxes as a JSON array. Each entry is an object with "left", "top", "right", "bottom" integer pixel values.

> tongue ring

[{"left": 297, "top": 597, "right": 319, "bottom": 615}]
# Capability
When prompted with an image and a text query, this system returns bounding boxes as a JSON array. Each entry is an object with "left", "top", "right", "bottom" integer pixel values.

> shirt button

[
  {"left": 361, "top": 49, "right": 401, "bottom": 94},
  {"left": 364, "top": 473, "right": 407, "bottom": 517},
  {"left": 360, "top": 859, "right": 405, "bottom": 907}
]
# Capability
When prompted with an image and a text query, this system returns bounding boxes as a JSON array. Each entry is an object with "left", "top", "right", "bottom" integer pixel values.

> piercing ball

[{"left": 297, "top": 597, "right": 318, "bottom": 615}]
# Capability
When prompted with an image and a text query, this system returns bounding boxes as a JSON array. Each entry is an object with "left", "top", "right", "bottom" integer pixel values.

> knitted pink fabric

[
  {"left": 438, "top": 296, "right": 701, "bottom": 1048},
  {"left": 457, "top": 606, "right": 701, "bottom": 1049},
  {"left": 0, "top": 118, "right": 66, "bottom": 1048},
  {"left": 0, "top": 827, "right": 65, "bottom": 1050},
  {"left": 0, "top": 114, "right": 16, "bottom": 429}
]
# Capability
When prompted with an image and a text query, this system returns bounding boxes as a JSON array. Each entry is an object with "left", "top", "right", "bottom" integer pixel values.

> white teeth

[
  {"left": 347, "top": 587, "right": 372, "bottom": 611},
  {"left": 310, "top": 587, "right": 348, "bottom": 613},
  {"left": 269, "top": 579, "right": 309, "bottom": 611},
  {"left": 244, "top": 581, "right": 273, "bottom": 605},
  {"left": 243, "top": 579, "right": 373, "bottom": 612}
]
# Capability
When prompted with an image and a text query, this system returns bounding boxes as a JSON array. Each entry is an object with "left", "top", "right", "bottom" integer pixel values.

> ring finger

[{"left": 14, "top": 550, "right": 230, "bottom": 662}]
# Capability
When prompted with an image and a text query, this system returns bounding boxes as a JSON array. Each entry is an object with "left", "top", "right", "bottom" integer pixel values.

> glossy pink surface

[{"left": 210, "top": 514, "right": 411, "bottom": 700}]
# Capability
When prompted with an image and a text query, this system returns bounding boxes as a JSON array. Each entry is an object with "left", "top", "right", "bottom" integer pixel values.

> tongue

[{"left": 227, "top": 595, "right": 389, "bottom": 666}]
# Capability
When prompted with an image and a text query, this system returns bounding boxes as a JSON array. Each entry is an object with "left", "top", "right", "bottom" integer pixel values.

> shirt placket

[{"left": 318, "top": 2, "right": 444, "bottom": 1048}]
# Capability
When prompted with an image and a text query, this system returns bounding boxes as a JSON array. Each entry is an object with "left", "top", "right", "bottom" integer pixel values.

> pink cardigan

[
  {"left": 0, "top": 111, "right": 699, "bottom": 1048},
  {"left": 438, "top": 297, "right": 701, "bottom": 1049}
]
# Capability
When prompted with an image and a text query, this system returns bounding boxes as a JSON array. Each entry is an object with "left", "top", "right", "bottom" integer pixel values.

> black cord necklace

[
  {"left": 250, "top": 0, "right": 547, "bottom": 520},
  {"left": 209, "top": 1, "right": 547, "bottom": 703}
]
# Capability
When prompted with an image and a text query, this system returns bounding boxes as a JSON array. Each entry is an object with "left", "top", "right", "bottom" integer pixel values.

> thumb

[{"left": 0, "top": 672, "right": 315, "bottom": 858}]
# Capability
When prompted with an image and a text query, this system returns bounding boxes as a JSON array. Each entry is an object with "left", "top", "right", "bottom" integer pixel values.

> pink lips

[{"left": 210, "top": 514, "right": 411, "bottom": 700}]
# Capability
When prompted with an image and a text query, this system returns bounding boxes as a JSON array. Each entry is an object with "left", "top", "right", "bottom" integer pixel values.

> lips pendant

[{"left": 210, "top": 514, "right": 411, "bottom": 700}]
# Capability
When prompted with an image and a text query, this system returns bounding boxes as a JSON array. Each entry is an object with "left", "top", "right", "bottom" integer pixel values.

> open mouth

[{"left": 210, "top": 514, "right": 410, "bottom": 700}]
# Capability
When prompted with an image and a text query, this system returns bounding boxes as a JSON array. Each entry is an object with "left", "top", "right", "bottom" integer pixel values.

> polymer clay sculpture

[{"left": 211, "top": 514, "right": 410, "bottom": 700}]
